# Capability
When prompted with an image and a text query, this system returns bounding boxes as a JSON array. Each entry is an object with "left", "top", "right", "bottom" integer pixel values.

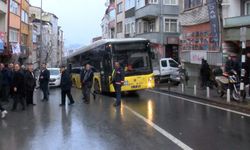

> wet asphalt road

[{"left": 0, "top": 88, "right": 250, "bottom": 150}]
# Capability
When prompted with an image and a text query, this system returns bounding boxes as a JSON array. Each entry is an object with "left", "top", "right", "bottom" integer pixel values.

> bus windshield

[{"left": 113, "top": 50, "right": 151, "bottom": 75}]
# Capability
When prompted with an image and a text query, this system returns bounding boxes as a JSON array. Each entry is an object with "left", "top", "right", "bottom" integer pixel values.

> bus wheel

[{"left": 94, "top": 80, "right": 101, "bottom": 94}]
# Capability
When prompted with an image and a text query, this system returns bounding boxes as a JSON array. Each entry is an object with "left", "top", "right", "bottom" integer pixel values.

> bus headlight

[{"left": 148, "top": 77, "right": 153, "bottom": 88}]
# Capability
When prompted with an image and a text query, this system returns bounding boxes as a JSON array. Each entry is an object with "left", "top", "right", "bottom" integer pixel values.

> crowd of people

[
  {"left": 0, "top": 61, "right": 125, "bottom": 119},
  {"left": 199, "top": 53, "right": 250, "bottom": 96}
]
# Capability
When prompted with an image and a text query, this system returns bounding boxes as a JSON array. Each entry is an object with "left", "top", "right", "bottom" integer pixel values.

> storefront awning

[{"left": 224, "top": 27, "right": 250, "bottom": 41}]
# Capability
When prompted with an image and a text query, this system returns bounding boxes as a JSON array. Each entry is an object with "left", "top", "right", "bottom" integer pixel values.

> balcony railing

[{"left": 224, "top": 15, "right": 250, "bottom": 28}]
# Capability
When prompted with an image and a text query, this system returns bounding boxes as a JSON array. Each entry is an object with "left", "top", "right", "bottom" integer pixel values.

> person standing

[
  {"left": 80, "top": 64, "right": 94, "bottom": 104},
  {"left": 111, "top": 62, "right": 124, "bottom": 107},
  {"left": 60, "top": 65, "right": 75, "bottom": 106},
  {"left": 0, "top": 67, "right": 7, "bottom": 118},
  {"left": 1, "top": 64, "right": 11, "bottom": 102},
  {"left": 200, "top": 59, "right": 211, "bottom": 88},
  {"left": 12, "top": 64, "right": 25, "bottom": 111},
  {"left": 8, "top": 63, "right": 14, "bottom": 99},
  {"left": 25, "top": 63, "right": 36, "bottom": 106},
  {"left": 39, "top": 63, "right": 50, "bottom": 101},
  {"left": 245, "top": 52, "right": 250, "bottom": 96}
]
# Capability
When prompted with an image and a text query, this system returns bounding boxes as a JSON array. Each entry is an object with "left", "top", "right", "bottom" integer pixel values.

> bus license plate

[{"left": 131, "top": 85, "right": 141, "bottom": 89}]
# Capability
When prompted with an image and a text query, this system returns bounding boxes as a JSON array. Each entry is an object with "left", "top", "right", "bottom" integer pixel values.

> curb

[{"left": 155, "top": 88, "right": 250, "bottom": 114}]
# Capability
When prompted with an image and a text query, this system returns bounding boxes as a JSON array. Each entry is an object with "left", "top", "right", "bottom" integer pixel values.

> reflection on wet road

[{"left": 0, "top": 88, "right": 250, "bottom": 150}]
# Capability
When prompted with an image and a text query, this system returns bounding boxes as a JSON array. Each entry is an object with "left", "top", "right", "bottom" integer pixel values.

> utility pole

[
  {"left": 39, "top": 0, "right": 43, "bottom": 67},
  {"left": 240, "top": 27, "right": 247, "bottom": 101}
]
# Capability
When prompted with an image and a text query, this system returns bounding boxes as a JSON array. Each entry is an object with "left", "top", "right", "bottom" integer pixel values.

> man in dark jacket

[
  {"left": 60, "top": 65, "right": 75, "bottom": 106},
  {"left": 112, "top": 62, "right": 125, "bottom": 107},
  {"left": 0, "top": 68, "right": 8, "bottom": 118},
  {"left": 25, "top": 63, "right": 36, "bottom": 106},
  {"left": 200, "top": 59, "right": 211, "bottom": 88},
  {"left": 12, "top": 64, "right": 25, "bottom": 111},
  {"left": 1, "top": 64, "right": 11, "bottom": 102},
  {"left": 80, "top": 64, "right": 94, "bottom": 104},
  {"left": 39, "top": 63, "right": 50, "bottom": 101},
  {"left": 245, "top": 52, "right": 250, "bottom": 96}
]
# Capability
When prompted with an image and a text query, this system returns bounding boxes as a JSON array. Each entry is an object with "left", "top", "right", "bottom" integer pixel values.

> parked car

[
  {"left": 48, "top": 68, "right": 61, "bottom": 87},
  {"left": 154, "top": 58, "right": 180, "bottom": 84}
]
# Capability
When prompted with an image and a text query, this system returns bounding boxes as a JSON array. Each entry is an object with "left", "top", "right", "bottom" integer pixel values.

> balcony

[
  {"left": 136, "top": 4, "right": 178, "bottom": 20},
  {"left": 0, "top": 0, "right": 7, "bottom": 13},
  {"left": 224, "top": 15, "right": 250, "bottom": 28},
  {"left": 223, "top": 15, "right": 250, "bottom": 41}
]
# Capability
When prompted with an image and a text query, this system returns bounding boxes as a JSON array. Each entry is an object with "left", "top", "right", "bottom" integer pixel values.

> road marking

[
  {"left": 123, "top": 105, "right": 193, "bottom": 150},
  {"left": 147, "top": 89, "right": 250, "bottom": 117}
]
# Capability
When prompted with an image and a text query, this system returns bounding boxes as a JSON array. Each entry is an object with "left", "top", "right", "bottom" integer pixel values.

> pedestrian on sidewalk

[
  {"left": 59, "top": 65, "right": 75, "bottom": 106},
  {"left": 25, "top": 63, "right": 36, "bottom": 106},
  {"left": 200, "top": 59, "right": 211, "bottom": 88},
  {"left": 12, "top": 64, "right": 26, "bottom": 111},
  {"left": 111, "top": 62, "right": 125, "bottom": 107},
  {"left": 80, "top": 64, "right": 94, "bottom": 104},
  {"left": 39, "top": 63, "right": 50, "bottom": 101}
]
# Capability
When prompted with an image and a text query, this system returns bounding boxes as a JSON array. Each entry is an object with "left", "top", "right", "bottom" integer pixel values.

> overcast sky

[{"left": 30, "top": 0, "right": 106, "bottom": 48}]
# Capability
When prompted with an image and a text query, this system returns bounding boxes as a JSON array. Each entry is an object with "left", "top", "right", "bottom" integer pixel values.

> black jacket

[
  {"left": 112, "top": 67, "right": 125, "bottom": 85},
  {"left": 2, "top": 68, "right": 11, "bottom": 86},
  {"left": 12, "top": 70, "right": 25, "bottom": 96},
  {"left": 39, "top": 69, "right": 50, "bottom": 85},
  {"left": 25, "top": 71, "right": 36, "bottom": 91},
  {"left": 60, "top": 70, "right": 72, "bottom": 91},
  {"left": 80, "top": 69, "right": 94, "bottom": 88}
]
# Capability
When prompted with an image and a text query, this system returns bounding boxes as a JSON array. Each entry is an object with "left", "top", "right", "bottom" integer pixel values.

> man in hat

[{"left": 60, "top": 65, "right": 75, "bottom": 106}]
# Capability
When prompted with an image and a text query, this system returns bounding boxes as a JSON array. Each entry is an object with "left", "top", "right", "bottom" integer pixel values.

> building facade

[
  {"left": 101, "top": 0, "right": 180, "bottom": 68},
  {"left": 102, "top": 0, "right": 116, "bottom": 39},
  {"left": 0, "top": 0, "right": 8, "bottom": 55},
  {"left": 222, "top": 0, "right": 250, "bottom": 54}
]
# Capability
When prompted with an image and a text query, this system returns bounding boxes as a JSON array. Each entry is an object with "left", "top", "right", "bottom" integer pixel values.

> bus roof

[{"left": 67, "top": 38, "right": 149, "bottom": 59}]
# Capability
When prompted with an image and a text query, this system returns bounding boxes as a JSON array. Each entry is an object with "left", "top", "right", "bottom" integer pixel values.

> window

[
  {"left": 117, "top": 22, "right": 123, "bottom": 33},
  {"left": 9, "top": 29, "right": 19, "bottom": 43},
  {"left": 21, "top": 34, "right": 28, "bottom": 46},
  {"left": 161, "top": 60, "right": 168, "bottom": 67},
  {"left": 163, "top": 0, "right": 178, "bottom": 5},
  {"left": 21, "top": 10, "right": 29, "bottom": 24},
  {"left": 169, "top": 60, "right": 178, "bottom": 68},
  {"left": 137, "top": 21, "right": 143, "bottom": 34},
  {"left": 245, "top": 1, "right": 250, "bottom": 15},
  {"left": 125, "top": 0, "right": 135, "bottom": 10},
  {"left": 164, "top": 18, "right": 178, "bottom": 32},
  {"left": 117, "top": 2, "right": 123, "bottom": 14},
  {"left": 10, "top": 0, "right": 19, "bottom": 15},
  {"left": 184, "top": 0, "right": 202, "bottom": 10},
  {"left": 143, "top": 20, "right": 156, "bottom": 33},
  {"left": 147, "top": 0, "right": 158, "bottom": 4},
  {"left": 125, "top": 23, "right": 131, "bottom": 34}
]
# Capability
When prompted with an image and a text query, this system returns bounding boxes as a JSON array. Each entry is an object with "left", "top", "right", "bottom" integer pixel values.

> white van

[
  {"left": 48, "top": 68, "right": 61, "bottom": 87},
  {"left": 154, "top": 58, "right": 180, "bottom": 83}
]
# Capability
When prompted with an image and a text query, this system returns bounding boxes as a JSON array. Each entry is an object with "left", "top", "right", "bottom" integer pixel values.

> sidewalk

[{"left": 156, "top": 78, "right": 250, "bottom": 113}]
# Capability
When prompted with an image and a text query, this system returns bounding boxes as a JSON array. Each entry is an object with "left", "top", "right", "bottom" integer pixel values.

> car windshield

[{"left": 49, "top": 69, "right": 60, "bottom": 75}]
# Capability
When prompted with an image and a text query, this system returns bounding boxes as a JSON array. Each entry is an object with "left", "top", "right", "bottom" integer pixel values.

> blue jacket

[{"left": 2, "top": 68, "right": 11, "bottom": 86}]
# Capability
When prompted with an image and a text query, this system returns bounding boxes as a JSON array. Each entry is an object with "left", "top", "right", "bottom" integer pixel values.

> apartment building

[
  {"left": 19, "top": 0, "right": 30, "bottom": 62},
  {"left": 102, "top": 0, "right": 116, "bottom": 39},
  {"left": 116, "top": 0, "right": 125, "bottom": 38},
  {"left": 135, "top": 0, "right": 180, "bottom": 62},
  {"left": 0, "top": 0, "right": 8, "bottom": 54}
]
